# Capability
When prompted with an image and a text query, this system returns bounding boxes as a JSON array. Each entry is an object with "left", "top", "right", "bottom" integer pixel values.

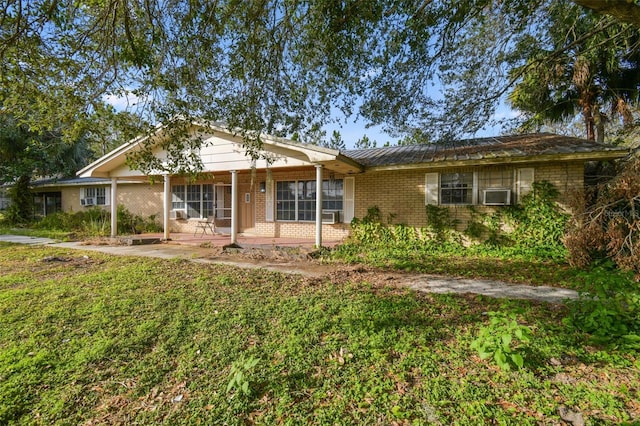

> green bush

[
  {"left": 32, "top": 206, "right": 161, "bottom": 238},
  {"left": 503, "top": 181, "right": 568, "bottom": 260},
  {"left": 565, "top": 266, "right": 640, "bottom": 347},
  {"left": 344, "top": 181, "right": 568, "bottom": 263}
]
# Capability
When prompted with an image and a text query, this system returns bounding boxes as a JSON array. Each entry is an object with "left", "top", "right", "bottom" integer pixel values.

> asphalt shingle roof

[{"left": 345, "top": 133, "right": 628, "bottom": 168}]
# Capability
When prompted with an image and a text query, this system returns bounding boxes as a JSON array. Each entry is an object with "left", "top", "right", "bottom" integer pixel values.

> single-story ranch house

[{"left": 34, "top": 122, "right": 629, "bottom": 246}]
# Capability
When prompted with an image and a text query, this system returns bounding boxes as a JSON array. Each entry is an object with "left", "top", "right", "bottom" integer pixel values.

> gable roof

[
  {"left": 346, "top": 133, "right": 629, "bottom": 170},
  {"left": 77, "top": 121, "right": 363, "bottom": 178}
]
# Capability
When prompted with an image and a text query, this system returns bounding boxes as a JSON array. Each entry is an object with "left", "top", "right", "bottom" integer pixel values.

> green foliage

[
  {"left": 226, "top": 356, "right": 260, "bottom": 397},
  {"left": 425, "top": 204, "right": 460, "bottom": 243},
  {"left": 565, "top": 266, "right": 640, "bottom": 347},
  {"left": 32, "top": 206, "right": 161, "bottom": 238},
  {"left": 347, "top": 182, "right": 568, "bottom": 268},
  {"left": 507, "top": 2, "right": 640, "bottom": 140},
  {"left": 503, "top": 181, "right": 569, "bottom": 260},
  {"left": 470, "top": 311, "right": 532, "bottom": 371},
  {"left": 3, "top": 176, "right": 32, "bottom": 225},
  {"left": 0, "top": 244, "right": 638, "bottom": 424},
  {"left": 4, "top": 0, "right": 638, "bottom": 176}
]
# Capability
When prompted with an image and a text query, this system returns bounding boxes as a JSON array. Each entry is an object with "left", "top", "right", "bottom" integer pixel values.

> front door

[{"left": 238, "top": 183, "right": 255, "bottom": 232}]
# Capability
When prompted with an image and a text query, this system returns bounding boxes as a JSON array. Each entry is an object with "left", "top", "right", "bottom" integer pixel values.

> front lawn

[{"left": 1, "top": 243, "right": 638, "bottom": 424}]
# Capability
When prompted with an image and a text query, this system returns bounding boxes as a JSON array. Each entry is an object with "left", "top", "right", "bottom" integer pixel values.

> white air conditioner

[
  {"left": 81, "top": 197, "right": 96, "bottom": 206},
  {"left": 483, "top": 189, "right": 511, "bottom": 206},
  {"left": 170, "top": 210, "right": 185, "bottom": 220},
  {"left": 321, "top": 210, "right": 340, "bottom": 224}
]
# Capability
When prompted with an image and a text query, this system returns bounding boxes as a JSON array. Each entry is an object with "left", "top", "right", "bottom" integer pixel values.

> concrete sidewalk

[{"left": 0, "top": 234, "right": 579, "bottom": 303}]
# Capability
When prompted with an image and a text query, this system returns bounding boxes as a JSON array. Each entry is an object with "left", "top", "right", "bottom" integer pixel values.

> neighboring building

[
  {"left": 73, "top": 122, "right": 628, "bottom": 246},
  {"left": 31, "top": 177, "right": 159, "bottom": 218}
]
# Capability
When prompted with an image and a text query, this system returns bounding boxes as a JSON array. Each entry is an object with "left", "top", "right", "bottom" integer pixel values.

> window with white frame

[
  {"left": 426, "top": 168, "right": 534, "bottom": 206},
  {"left": 80, "top": 186, "right": 109, "bottom": 206},
  {"left": 172, "top": 184, "right": 214, "bottom": 219},
  {"left": 276, "top": 179, "right": 343, "bottom": 221},
  {"left": 172, "top": 185, "right": 185, "bottom": 210},
  {"left": 440, "top": 172, "right": 474, "bottom": 205}
]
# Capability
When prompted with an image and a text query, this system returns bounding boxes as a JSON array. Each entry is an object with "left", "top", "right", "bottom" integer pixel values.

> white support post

[
  {"left": 230, "top": 170, "right": 238, "bottom": 245},
  {"left": 315, "top": 164, "right": 323, "bottom": 248},
  {"left": 163, "top": 174, "right": 171, "bottom": 240},
  {"left": 110, "top": 178, "right": 118, "bottom": 238}
]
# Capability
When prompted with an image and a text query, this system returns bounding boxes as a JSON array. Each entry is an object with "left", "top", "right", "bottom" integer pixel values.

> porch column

[
  {"left": 315, "top": 164, "right": 323, "bottom": 247},
  {"left": 163, "top": 174, "right": 171, "bottom": 240},
  {"left": 110, "top": 178, "right": 118, "bottom": 238},
  {"left": 230, "top": 170, "right": 238, "bottom": 245}
]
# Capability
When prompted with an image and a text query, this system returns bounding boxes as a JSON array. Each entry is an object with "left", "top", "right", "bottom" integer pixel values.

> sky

[
  {"left": 104, "top": 91, "right": 520, "bottom": 150},
  {"left": 324, "top": 101, "right": 520, "bottom": 149}
]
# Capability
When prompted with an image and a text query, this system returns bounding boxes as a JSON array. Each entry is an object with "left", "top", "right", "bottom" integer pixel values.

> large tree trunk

[
  {"left": 582, "top": 102, "right": 595, "bottom": 141},
  {"left": 593, "top": 105, "right": 605, "bottom": 143}
]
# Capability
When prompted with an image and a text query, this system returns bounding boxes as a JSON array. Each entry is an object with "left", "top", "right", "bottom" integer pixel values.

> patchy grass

[
  {"left": 1, "top": 244, "right": 639, "bottom": 424},
  {"left": 329, "top": 242, "right": 583, "bottom": 288}
]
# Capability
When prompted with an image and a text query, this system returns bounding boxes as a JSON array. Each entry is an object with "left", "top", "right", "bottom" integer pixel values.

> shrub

[
  {"left": 503, "top": 180, "right": 569, "bottom": 260},
  {"left": 32, "top": 206, "right": 161, "bottom": 238}
]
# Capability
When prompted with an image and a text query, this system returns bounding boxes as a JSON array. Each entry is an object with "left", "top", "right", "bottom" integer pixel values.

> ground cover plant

[
  {"left": 332, "top": 183, "right": 578, "bottom": 287},
  {"left": 0, "top": 206, "right": 161, "bottom": 241},
  {"left": 1, "top": 243, "right": 638, "bottom": 424}
]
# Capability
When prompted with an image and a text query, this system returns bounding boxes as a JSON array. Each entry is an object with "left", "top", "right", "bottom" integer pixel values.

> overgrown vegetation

[
  {"left": 0, "top": 244, "right": 638, "bottom": 424},
  {"left": 565, "top": 157, "right": 640, "bottom": 279},
  {"left": 337, "top": 181, "right": 570, "bottom": 279},
  {"left": 565, "top": 265, "right": 640, "bottom": 348},
  {"left": 1, "top": 206, "right": 161, "bottom": 239}
]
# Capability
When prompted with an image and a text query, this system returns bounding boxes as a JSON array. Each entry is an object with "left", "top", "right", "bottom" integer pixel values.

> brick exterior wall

[
  {"left": 352, "top": 161, "right": 584, "bottom": 231},
  {"left": 51, "top": 161, "right": 584, "bottom": 239},
  {"left": 56, "top": 182, "right": 164, "bottom": 218}
]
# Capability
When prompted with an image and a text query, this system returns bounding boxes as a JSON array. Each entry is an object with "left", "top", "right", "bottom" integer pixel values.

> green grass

[
  {"left": 329, "top": 241, "right": 584, "bottom": 288},
  {"left": 1, "top": 244, "right": 639, "bottom": 424}
]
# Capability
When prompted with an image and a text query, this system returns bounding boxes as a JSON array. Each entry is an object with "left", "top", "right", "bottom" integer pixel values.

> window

[
  {"left": 427, "top": 168, "right": 533, "bottom": 206},
  {"left": 81, "top": 186, "right": 109, "bottom": 206},
  {"left": 172, "top": 183, "right": 214, "bottom": 219},
  {"left": 440, "top": 173, "right": 474, "bottom": 205},
  {"left": 276, "top": 179, "right": 344, "bottom": 221},
  {"left": 276, "top": 181, "right": 297, "bottom": 221},
  {"left": 172, "top": 185, "right": 185, "bottom": 210}
]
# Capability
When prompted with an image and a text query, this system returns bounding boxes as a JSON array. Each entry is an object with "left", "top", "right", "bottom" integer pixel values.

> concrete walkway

[{"left": 0, "top": 234, "right": 579, "bottom": 303}]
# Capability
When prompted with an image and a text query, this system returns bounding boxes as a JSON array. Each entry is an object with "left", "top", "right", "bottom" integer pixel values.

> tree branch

[{"left": 574, "top": 0, "right": 640, "bottom": 28}]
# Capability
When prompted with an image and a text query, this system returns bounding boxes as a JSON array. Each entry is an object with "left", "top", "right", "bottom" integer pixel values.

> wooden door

[{"left": 238, "top": 184, "right": 255, "bottom": 232}]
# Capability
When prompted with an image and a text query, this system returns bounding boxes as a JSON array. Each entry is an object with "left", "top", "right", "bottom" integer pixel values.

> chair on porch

[{"left": 194, "top": 215, "right": 216, "bottom": 237}]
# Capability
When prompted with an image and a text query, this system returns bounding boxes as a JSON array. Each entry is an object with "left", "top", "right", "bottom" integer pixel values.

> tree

[
  {"left": 0, "top": 113, "right": 91, "bottom": 222},
  {"left": 321, "top": 130, "right": 346, "bottom": 151},
  {"left": 507, "top": 3, "right": 640, "bottom": 141},
  {"left": 2, "top": 1, "right": 640, "bottom": 173},
  {"left": 354, "top": 135, "right": 377, "bottom": 150}
]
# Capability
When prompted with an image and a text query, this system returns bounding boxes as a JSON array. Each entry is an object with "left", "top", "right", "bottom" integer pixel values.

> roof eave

[{"left": 363, "top": 150, "right": 630, "bottom": 172}]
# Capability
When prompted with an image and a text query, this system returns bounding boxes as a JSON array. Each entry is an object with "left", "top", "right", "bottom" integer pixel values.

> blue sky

[
  {"left": 325, "top": 101, "right": 520, "bottom": 149},
  {"left": 104, "top": 91, "right": 519, "bottom": 150}
]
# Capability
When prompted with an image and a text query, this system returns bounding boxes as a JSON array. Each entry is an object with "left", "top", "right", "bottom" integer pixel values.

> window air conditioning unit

[
  {"left": 321, "top": 210, "right": 340, "bottom": 224},
  {"left": 81, "top": 197, "right": 96, "bottom": 206},
  {"left": 483, "top": 189, "right": 511, "bottom": 206},
  {"left": 170, "top": 210, "right": 185, "bottom": 220}
]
